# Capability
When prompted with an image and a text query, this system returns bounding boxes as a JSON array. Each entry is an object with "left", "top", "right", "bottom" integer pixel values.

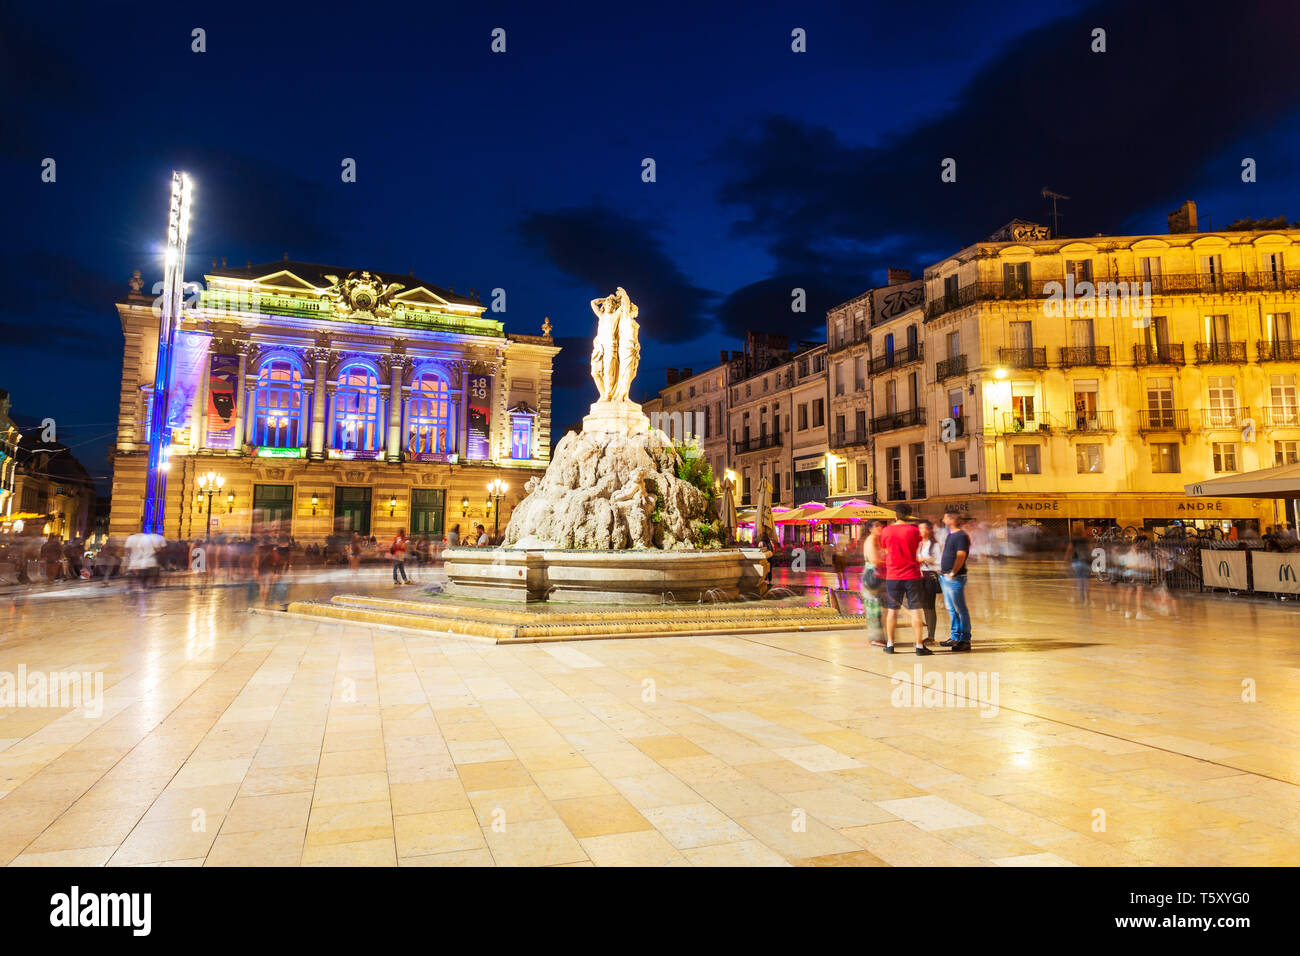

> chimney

[
  {"left": 683, "top": 368, "right": 694, "bottom": 379},
  {"left": 720, "top": 350, "right": 728, "bottom": 364},
  {"left": 887, "top": 268, "right": 912, "bottom": 285},
  {"left": 666, "top": 368, "right": 680, "bottom": 386},
  {"left": 1167, "top": 200, "right": 1198, "bottom": 234}
]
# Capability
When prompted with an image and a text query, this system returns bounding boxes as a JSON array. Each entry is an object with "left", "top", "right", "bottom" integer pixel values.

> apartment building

[{"left": 913, "top": 208, "right": 1297, "bottom": 532}]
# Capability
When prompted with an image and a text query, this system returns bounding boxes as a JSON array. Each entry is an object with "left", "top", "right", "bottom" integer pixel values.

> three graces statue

[{"left": 589, "top": 287, "right": 641, "bottom": 404}]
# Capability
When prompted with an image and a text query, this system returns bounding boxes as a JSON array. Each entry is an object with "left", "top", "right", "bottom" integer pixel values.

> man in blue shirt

[{"left": 939, "top": 510, "right": 972, "bottom": 650}]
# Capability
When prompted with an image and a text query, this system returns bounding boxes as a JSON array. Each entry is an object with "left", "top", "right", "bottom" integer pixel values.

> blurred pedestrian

[
  {"left": 860, "top": 520, "right": 885, "bottom": 646},
  {"left": 916, "top": 519, "right": 942, "bottom": 645},
  {"left": 939, "top": 510, "right": 972, "bottom": 651},
  {"left": 390, "top": 529, "right": 410, "bottom": 585},
  {"left": 40, "top": 534, "right": 63, "bottom": 583}
]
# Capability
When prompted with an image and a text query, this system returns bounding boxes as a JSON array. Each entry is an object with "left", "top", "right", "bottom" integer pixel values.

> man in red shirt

[{"left": 875, "top": 503, "right": 932, "bottom": 655}]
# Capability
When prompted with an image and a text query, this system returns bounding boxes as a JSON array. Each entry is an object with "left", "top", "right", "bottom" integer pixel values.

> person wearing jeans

[
  {"left": 939, "top": 510, "right": 972, "bottom": 649},
  {"left": 390, "top": 530, "right": 410, "bottom": 585}
]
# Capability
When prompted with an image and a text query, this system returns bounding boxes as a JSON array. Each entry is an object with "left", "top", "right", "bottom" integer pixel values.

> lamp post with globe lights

[{"left": 487, "top": 478, "right": 508, "bottom": 539}]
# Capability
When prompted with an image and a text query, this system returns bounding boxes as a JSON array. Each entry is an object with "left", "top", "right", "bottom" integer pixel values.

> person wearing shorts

[{"left": 875, "top": 504, "right": 931, "bottom": 655}]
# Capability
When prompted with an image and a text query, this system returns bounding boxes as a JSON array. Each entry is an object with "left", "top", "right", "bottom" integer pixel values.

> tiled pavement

[{"left": 1, "top": 561, "right": 1298, "bottom": 866}]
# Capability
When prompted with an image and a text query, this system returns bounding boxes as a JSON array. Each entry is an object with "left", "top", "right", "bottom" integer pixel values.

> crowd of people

[{"left": 853, "top": 504, "right": 973, "bottom": 655}]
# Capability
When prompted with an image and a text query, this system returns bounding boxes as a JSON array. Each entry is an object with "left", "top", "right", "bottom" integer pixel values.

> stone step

[{"left": 283, "top": 594, "right": 858, "bottom": 643}]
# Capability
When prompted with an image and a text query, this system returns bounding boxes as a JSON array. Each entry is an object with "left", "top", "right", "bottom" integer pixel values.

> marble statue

[{"left": 590, "top": 287, "right": 641, "bottom": 404}]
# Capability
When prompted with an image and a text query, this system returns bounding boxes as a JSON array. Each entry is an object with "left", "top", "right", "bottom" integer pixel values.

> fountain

[
  {"left": 281, "top": 289, "right": 859, "bottom": 639},
  {"left": 445, "top": 288, "right": 768, "bottom": 603}
]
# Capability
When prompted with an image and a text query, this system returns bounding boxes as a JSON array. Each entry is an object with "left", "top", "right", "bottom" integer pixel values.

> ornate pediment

[{"left": 321, "top": 271, "right": 406, "bottom": 318}]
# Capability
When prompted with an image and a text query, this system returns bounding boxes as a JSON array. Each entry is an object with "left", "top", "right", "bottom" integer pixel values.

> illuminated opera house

[{"left": 108, "top": 258, "right": 559, "bottom": 541}]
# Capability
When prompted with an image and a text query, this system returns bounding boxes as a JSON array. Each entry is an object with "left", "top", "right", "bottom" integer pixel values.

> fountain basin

[{"left": 444, "top": 547, "right": 769, "bottom": 604}]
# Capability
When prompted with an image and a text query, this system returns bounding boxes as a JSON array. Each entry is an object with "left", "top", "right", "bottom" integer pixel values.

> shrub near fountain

[{"left": 445, "top": 288, "right": 768, "bottom": 604}]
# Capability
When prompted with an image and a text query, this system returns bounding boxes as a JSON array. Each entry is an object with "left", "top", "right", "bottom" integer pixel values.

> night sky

[{"left": 3, "top": 0, "right": 1299, "bottom": 491}]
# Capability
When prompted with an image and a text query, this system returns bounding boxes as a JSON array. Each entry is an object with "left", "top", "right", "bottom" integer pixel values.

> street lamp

[
  {"left": 195, "top": 471, "right": 225, "bottom": 541},
  {"left": 486, "top": 478, "right": 508, "bottom": 538},
  {"left": 461, "top": 496, "right": 470, "bottom": 517}
]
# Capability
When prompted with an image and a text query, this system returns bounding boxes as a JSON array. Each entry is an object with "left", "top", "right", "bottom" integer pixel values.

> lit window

[
  {"left": 1151, "top": 443, "right": 1181, "bottom": 473},
  {"left": 511, "top": 415, "right": 534, "bottom": 460},
  {"left": 1075, "top": 444, "right": 1104, "bottom": 474},
  {"left": 333, "top": 363, "right": 384, "bottom": 451},
  {"left": 1013, "top": 444, "right": 1040, "bottom": 474},
  {"left": 1212, "top": 442, "right": 1238, "bottom": 473},
  {"left": 254, "top": 359, "right": 305, "bottom": 448},
  {"left": 407, "top": 369, "right": 456, "bottom": 454}
]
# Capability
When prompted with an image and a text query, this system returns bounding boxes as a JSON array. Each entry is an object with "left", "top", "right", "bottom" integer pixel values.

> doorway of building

[
  {"left": 334, "top": 486, "right": 372, "bottom": 535},
  {"left": 410, "top": 489, "right": 445, "bottom": 537}
]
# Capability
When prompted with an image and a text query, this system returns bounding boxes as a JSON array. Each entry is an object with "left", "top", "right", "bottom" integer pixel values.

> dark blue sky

[{"left": 4, "top": 0, "right": 1299, "bottom": 488}]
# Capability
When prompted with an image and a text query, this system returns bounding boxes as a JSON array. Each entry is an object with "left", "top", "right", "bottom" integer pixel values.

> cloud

[
  {"left": 720, "top": 0, "right": 1300, "bottom": 277},
  {"left": 519, "top": 205, "right": 717, "bottom": 345},
  {"left": 713, "top": 274, "right": 863, "bottom": 342},
  {"left": 0, "top": 252, "right": 123, "bottom": 356}
]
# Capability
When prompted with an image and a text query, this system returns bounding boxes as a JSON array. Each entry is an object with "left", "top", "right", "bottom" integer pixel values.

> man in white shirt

[
  {"left": 123, "top": 528, "right": 164, "bottom": 590},
  {"left": 474, "top": 524, "right": 490, "bottom": 547}
]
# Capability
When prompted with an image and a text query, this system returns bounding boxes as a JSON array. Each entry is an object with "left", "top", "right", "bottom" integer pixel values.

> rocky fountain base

[{"left": 445, "top": 400, "right": 768, "bottom": 604}]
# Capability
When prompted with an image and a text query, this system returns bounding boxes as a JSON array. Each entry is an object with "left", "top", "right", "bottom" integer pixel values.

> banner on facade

[
  {"left": 166, "top": 331, "right": 211, "bottom": 431},
  {"left": 205, "top": 353, "right": 240, "bottom": 450},
  {"left": 1201, "top": 549, "right": 1247, "bottom": 589},
  {"left": 1250, "top": 552, "right": 1300, "bottom": 595},
  {"left": 466, "top": 373, "right": 492, "bottom": 460}
]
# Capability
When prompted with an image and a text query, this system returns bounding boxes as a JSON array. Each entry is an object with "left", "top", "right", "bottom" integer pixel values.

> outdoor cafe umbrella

[
  {"left": 755, "top": 476, "right": 779, "bottom": 545},
  {"left": 719, "top": 475, "right": 738, "bottom": 543},
  {"left": 1184, "top": 461, "right": 1300, "bottom": 499},
  {"left": 773, "top": 502, "right": 826, "bottom": 523},
  {"left": 816, "top": 501, "right": 898, "bottom": 523}
]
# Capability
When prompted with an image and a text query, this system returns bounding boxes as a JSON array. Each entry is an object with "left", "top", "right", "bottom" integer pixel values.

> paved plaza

[{"left": 1, "top": 560, "right": 1297, "bottom": 867}]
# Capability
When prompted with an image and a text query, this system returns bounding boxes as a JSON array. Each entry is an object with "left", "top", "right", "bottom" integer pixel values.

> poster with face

[
  {"left": 205, "top": 353, "right": 240, "bottom": 449},
  {"left": 167, "top": 332, "right": 211, "bottom": 431},
  {"left": 467, "top": 374, "right": 492, "bottom": 460}
]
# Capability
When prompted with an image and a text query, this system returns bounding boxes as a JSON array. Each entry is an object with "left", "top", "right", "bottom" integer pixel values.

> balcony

[
  {"left": 1059, "top": 345, "right": 1111, "bottom": 368},
  {"left": 1264, "top": 405, "right": 1300, "bottom": 428},
  {"left": 733, "top": 433, "right": 782, "bottom": 455},
  {"left": 925, "top": 270, "right": 1300, "bottom": 321},
  {"left": 936, "top": 355, "right": 967, "bottom": 381},
  {"left": 912, "top": 479, "right": 927, "bottom": 500},
  {"left": 1202, "top": 407, "right": 1249, "bottom": 430},
  {"left": 938, "top": 415, "right": 968, "bottom": 438},
  {"left": 1258, "top": 340, "right": 1300, "bottom": 362},
  {"left": 1067, "top": 410, "right": 1115, "bottom": 434},
  {"left": 829, "top": 323, "right": 870, "bottom": 353},
  {"left": 871, "top": 408, "right": 926, "bottom": 433},
  {"left": 1194, "top": 341, "right": 1248, "bottom": 364},
  {"left": 1133, "top": 343, "right": 1186, "bottom": 366},
  {"left": 1001, "top": 412, "right": 1053, "bottom": 435},
  {"left": 1138, "top": 409, "right": 1190, "bottom": 433},
  {"left": 869, "top": 343, "right": 923, "bottom": 374},
  {"left": 830, "top": 429, "right": 870, "bottom": 448},
  {"left": 998, "top": 347, "right": 1048, "bottom": 370},
  {"left": 885, "top": 485, "right": 906, "bottom": 502}
]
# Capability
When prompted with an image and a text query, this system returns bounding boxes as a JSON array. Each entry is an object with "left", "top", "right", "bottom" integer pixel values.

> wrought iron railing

[
  {"left": 733, "top": 433, "right": 782, "bottom": 454},
  {"left": 935, "top": 355, "right": 967, "bottom": 381},
  {"left": 1060, "top": 345, "right": 1111, "bottom": 368},
  {"left": 1133, "top": 343, "right": 1186, "bottom": 366},
  {"left": 1194, "top": 341, "right": 1247, "bottom": 364},
  {"left": 1202, "top": 406, "right": 1249, "bottom": 430},
  {"left": 1067, "top": 410, "right": 1115, "bottom": 433},
  {"left": 1138, "top": 409, "right": 1190, "bottom": 432},
  {"left": 1264, "top": 405, "right": 1300, "bottom": 428},
  {"left": 830, "top": 429, "right": 870, "bottom": 448},
  {"left": 1001, "top": 412, "right": 1052, "bottom": 434},
  {"left": 871, "top": 408, "right": 926, "bottom": 433},
  {"left": 998, "top": 347, "right": 1048, "bottom": 369},
  {"left": 869, "top": 343, "right": 923, "bottom": 374},
  {"left": 1257, "top": 339, "right": 1300, "bottom": 361}
]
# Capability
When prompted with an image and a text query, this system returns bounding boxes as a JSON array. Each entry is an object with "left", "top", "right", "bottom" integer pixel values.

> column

[
  {"left": 232, "top": 347, "right": 249, "bottom": 451},
  {"left": 309, "top": 351, "right": 328, "bottom": 459},
  {"left": 323, "top": 383, "right": 337, "bottom": 455},
  {"left": 194, "top": 357, "right": 210, "bottom": 451},
  {"left": 385, "top": 357, "right": 405, "bottom": 462}
]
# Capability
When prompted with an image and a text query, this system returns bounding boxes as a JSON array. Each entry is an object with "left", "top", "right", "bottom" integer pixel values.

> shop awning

[{"left": 1185, "top": 462, "right": 1300, "bottom": 500}]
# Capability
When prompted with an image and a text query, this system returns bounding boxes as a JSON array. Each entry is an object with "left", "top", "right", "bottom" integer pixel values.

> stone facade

[{"left": 109, "top": 261, "right": 560, "bottom": 541}]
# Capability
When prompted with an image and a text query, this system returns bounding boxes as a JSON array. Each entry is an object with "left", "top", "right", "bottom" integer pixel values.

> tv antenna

[{"left": 1042, "top": 187, "right": 1070, "bottom": 237}]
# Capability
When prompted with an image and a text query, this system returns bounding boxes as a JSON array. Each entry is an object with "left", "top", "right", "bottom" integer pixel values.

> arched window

[
  {"left": 333, "top": 363, "right": 384, "bottom": 451},
  {"left": 407, "top": 369, "right": 456, "bottom": 455},
  {"left": 253, "top": 358, "right": 306, "bottom": 448}
]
